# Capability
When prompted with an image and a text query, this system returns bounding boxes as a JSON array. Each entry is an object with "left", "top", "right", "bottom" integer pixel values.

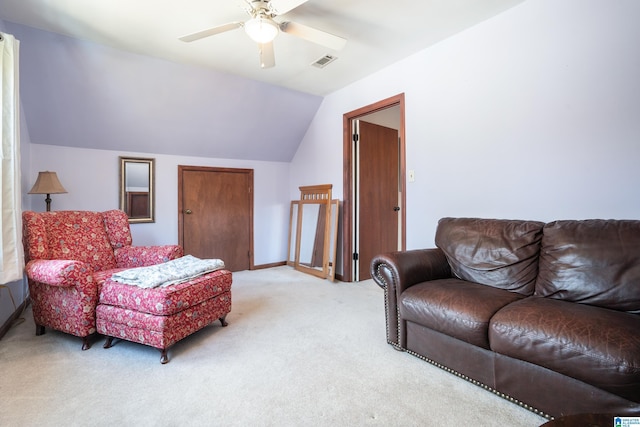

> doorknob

[
  {"left": 393, "top": 206, "right": 400, "bottom": 211},
  {"left": 184, "top": 209, "right": 192, "bottom": 214}
]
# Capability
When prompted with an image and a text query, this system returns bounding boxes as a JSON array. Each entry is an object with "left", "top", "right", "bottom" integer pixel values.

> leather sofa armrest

[
  {"left": 25, "top": 259, "right": 94, "bottom": 290},
  {"left": 370, "top": 248, "right": 451, "bottom": 347},
  {"left": 114, "top": 245, "right": 184, "bottom": 268},
  {"left": 371, "top": 248, "right": 451, "bottom": 293}
]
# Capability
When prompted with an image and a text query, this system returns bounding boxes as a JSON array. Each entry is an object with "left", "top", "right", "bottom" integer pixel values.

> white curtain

[{"left": 0, "top": 32, "right": 23, "bottom": 284}]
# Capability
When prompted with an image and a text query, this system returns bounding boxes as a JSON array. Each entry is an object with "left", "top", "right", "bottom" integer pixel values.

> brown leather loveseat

[{"left": 371, "top": 217, "right": 640, "bottom": 419}]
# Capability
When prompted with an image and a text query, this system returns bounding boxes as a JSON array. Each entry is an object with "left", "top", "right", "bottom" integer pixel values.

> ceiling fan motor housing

[{"left": 249, "top": 1, "right": 276, "bottom": 18}]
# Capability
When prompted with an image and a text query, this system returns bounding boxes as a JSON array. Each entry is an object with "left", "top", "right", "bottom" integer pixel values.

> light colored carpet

[{"left": 0, "top": 266, "right": 547, "bottom": 426}]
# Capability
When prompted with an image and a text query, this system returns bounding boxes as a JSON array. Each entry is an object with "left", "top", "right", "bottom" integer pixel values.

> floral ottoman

[{"left": 96, "top": 268, "right": 232, "bottom": 363}]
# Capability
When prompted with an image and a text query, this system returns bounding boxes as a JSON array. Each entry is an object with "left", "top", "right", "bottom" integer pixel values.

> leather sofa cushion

[
  {"left": 435, "top": 217, "right": 544, "bottom": 295},
  {"left": 400, "top": 278, "right": 526, "bottom": 349},
  {"left": 489, "top": 296, "right": 640, "bottom": 403},
  {"left": 535, "top": 219, "right": 640, "bottom": 313}
]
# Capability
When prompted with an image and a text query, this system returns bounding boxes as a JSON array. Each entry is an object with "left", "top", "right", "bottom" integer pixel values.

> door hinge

[{"left": 353, "top": 252, "right": 359, "bottom": 261}]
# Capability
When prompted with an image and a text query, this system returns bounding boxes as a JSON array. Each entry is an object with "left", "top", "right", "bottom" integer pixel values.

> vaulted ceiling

[
  {"left": 0, "top": 0, "right": 525, "bottom": 161},
  {"left": 0, "top": 0, "right": 524, "bottom": 96}
]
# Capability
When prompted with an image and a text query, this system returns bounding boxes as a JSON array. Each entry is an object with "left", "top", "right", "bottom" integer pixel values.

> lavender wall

[
  {"left": 26, "top": 144, "right": 291, "bottom": 265},
  {"left": 3, "top": 17, "right": 313, "bottom": 321},
  {"left": 4, "top": 0, "right": 639, "bottom": 310},
  {"left": 7, "top": 22, "right": 322, "bottom": 162},
  {"left": 7, "top": 20, "right": 319, "bottom": 268},
  {"left": 291, "top": 0, "right": 640, "bottom": 255}
]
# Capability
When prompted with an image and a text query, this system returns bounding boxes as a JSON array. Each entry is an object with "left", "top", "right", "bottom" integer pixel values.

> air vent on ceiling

[{"left": 311, "top": 54, "right": 337, "bottom": 68}]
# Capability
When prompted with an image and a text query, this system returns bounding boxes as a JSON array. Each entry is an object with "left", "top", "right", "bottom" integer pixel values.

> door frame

[
  {"left": 342, "top": 93, "right": 406, "bottom": 282},
  {"left": 178, "top": 165, "right": 255, "bottom": 270}
]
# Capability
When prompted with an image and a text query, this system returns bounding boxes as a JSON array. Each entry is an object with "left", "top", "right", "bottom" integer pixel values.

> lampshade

[
  {"left": 244, "top": 16, "right": 279, "bottom": 43},
  {"left": 28, "top": 171, "right": 68, "bottom": 195}
]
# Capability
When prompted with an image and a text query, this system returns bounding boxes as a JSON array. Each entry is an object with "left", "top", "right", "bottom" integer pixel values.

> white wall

[
  {"left": 26, "top": 144, "right": 291, "bottom": 267},
  {"left": 291, "top": 0, "right": 640, "bottom": 250}
]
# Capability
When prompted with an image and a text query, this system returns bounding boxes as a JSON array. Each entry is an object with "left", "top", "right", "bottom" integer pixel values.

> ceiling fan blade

[
  {"left": 258, "top": 42, "right": 275, "bottom": 69},
  {"left": 279, "top": 21, "right": 346, "bottom": 51},
  {"left": 179, "top": 22, "right": 243, "bottom": 42},
  {"left": 270, "top": 0, "right": 310, "bottom": 15}
]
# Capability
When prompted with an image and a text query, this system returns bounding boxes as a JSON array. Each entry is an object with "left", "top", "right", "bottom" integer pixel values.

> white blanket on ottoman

[{"left": 110, "top": 255, "right": 225, "bottom": 288}]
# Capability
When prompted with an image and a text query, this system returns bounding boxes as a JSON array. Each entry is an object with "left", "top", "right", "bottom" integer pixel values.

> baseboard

[
  {"left": 251, "top": 261, "right": 287, "bottom": 270},
  {"left": 0, "top": 297, "right": 29, "bottom": 341}
]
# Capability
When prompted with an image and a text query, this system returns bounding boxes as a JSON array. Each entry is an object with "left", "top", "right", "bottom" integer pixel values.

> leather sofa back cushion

[
  {"left": 535, "top": 219, "right": 640, "bottom": 313},
  {"left": 435, "top": 218, "right": 544, "bottom": 295}
]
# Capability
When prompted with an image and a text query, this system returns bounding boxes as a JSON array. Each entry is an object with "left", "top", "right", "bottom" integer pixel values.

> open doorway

[{"left": 342, "top": 94, "right": 406, "bottom": 282}]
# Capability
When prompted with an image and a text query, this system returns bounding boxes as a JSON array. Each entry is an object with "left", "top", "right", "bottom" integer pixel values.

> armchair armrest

[
  {"left": 370, "top": 248, "right": 452, "bottom": 347},
  {"left": 25, "top": 259, "right": 95, "bottom": 291},
  {"left": 114, "top": 245, "right": 184, "bottom": 268}
]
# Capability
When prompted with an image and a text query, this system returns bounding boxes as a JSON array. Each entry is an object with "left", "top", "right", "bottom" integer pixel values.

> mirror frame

[
  {"left": 287, "top": 201, "right": 299, "bottom": 267},
  {"left": 288, "top": 184, "right": 338, "bottom": 281},
  {"left": 328, "top": 199, "right": 339, "bottom": 281},
  {"left": 119, "top": 156, "right": 155, "bottom": 223}
]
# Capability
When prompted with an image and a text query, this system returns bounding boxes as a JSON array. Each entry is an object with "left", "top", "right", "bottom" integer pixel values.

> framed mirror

[
  {"left": 119, "top": 156, "right": 155, "bottom": 223},
  {"left": 288, "top": 184, "right": 339, "bottom": 281}
]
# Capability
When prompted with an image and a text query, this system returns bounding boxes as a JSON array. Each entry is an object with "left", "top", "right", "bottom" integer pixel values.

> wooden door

[
  {"left": 357, "top": 121, "right": 399, "bottom": 280},
  {"left": 178, "top": 166, "right": 253, "bottom": 272},
  {"left": 343, "top": 94, "right": 405, "bottom": 283}
]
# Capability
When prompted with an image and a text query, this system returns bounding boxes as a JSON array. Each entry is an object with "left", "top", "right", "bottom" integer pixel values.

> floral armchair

[{"left": 22, "top": 210, "right": 183, "bottom": 350}]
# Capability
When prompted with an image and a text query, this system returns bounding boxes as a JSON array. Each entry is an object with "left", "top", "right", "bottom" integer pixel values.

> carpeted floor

[{"left": 0, "top": 266, "right": 547, "bottom": 426}]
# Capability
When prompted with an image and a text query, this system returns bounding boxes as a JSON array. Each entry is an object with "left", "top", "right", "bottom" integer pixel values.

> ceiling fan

[{"left": 179, "top": 0, "right": 347, "bottom": 69}]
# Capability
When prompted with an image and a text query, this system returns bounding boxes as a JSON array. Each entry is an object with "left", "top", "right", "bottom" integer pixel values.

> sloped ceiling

[{"left": 0, "top": 0, "right": 525, "bottom": 161}]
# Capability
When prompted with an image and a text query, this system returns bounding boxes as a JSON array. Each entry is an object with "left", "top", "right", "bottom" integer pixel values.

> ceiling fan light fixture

[{"left": 244, "top": 16, "right": 279, "bottom": 43}]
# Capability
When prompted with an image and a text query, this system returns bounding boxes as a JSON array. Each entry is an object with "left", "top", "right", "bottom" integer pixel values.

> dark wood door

[
  {"left": 178, "top": 166, "right": 253, "bottom": 272},
  {"left": 358, "top": 121, "right": 399, "bottom": 280}
]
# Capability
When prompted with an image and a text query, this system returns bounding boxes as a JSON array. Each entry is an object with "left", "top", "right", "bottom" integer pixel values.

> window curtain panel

[{"left": 0, "top": 32, "right": 23, "bottom": 284}]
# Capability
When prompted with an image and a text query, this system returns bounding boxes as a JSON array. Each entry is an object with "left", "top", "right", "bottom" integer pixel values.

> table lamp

[{"left": 28, "top": 171, "right": 68, "bottom": 211}]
